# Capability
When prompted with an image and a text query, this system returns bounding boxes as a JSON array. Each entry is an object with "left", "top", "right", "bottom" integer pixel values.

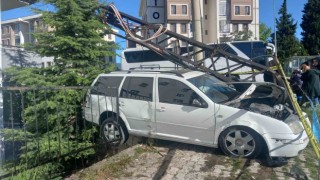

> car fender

[{"left": 214, "top": 110, "right": 293, "bottom": 146}]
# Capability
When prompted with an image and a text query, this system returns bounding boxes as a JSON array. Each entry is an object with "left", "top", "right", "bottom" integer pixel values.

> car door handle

[
  {"left": 158, "top": 107, "right": 166, "bottom": 112},
  {"left": 119, "top": 101, "right": 125, "bottom": 107}
]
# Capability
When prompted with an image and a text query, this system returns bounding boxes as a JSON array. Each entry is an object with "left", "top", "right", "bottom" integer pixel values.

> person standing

[
  {"left": 289, "top": 69, "right": 303, "bottom": 103},
  {"left": 300, "top": 62, "right": 320, "bottom": 107},
  {"left": 312, "top": 57, "right": 320, "bottom": 70}
]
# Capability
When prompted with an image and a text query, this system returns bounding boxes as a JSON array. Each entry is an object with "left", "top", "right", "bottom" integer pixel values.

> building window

[
  {"left": 2, "top": 26, "right": 10, "bottom": 34},
  {"left": 15, "top": 38, "right": 20, "bottom": 45},
  {"left": 219, "top": 1, "right": 227, "bottom": 16},
  {"left": 181, "top": 41, "right": 186, "bottom": 47},
  {"left": 2, "top": 40, "right": 8, "bottom": 45},
  {"left": 205, "top": 15, "right": 207, "bottom": 20},
  {"left": 205, "top": 0, "right": 207, "bottom": 4},
  {"left": 181, "top": 23, "right": 187, "bottom": 33},
  {"left": 14, "top": 24, "right": 20, "bottom": 32},
  {"left": 245, "top": 6, "right": 250, "bottom": 15},
  {"left": 219, "top": 20, "right": 230, "bottom": 33},
  {"left": 171, "top": 5, "right": 176, "bottom": 15},
  {"left": 7, "top": 39, "right": 10, "bottom": 45},
  {"left": 170, "top": 23, "right": 176, "bottom": 33},
  {"left": 235, "top": 6, "right": 240, "bottom": 15},
  {"left": 47, "top": 62, "right": 52, "bottom": 67},
  {"left": 182, "top": 5, "right": 188, "bottom": 15},
  {"left": 205, "top": 30, "right": 208, "bottom": 35},
  {"left": 108, "top": 34, "right": 112, "bottom": 40},
  {"left": 232, "top": 24, "right": 238, "bottom": 32},
  {"left": 243, "top": 24, "right": 249, "bottom": 31},
  {"left": 41, "top": 62, "right": 45, "bottom": 68}
]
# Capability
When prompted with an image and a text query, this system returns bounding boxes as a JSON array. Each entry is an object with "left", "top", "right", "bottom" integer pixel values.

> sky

[{"left": 1, "top": 0, "right": 308, "bottom": 61}]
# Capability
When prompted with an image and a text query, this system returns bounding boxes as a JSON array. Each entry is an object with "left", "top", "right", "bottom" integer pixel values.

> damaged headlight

[{"left": 284, "top": 114, "right": 304, "bottom": 134}]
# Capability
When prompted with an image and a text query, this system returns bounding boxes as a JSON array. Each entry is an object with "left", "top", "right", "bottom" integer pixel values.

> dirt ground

[{"left": 66, "top": 136, "right": 319, "bottom": 180}]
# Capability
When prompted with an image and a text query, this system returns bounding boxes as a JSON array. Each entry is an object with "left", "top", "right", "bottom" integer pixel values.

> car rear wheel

[
  {"left": 219, "top": 126, "right": 263, "bottom": 158},
  {"left": 100, "top": 117, "right": 128, "bottom": 146}
]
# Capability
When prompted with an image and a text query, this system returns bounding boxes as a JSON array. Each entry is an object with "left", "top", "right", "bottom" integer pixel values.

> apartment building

[
  {"left": 139, "top": 0, "right": 259, "bottom": 44},
  {"left": 1, "top": 14, "right": 117, "bottom": 68}
]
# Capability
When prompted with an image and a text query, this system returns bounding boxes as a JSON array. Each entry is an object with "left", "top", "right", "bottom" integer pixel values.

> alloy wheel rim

[
  {"left": 103, "top": 123, "right": 121, "bottom": 143},
  {"left": 224, "top": 129, "right": 255, "bottom": 157}
]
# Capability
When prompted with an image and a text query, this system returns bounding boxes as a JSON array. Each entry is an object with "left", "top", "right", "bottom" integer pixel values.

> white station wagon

[{"left": 84, "top": 70, "right": 309, "bottom": 158}]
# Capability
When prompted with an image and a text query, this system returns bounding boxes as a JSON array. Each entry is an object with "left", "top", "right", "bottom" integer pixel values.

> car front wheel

[{"left": 219, "top": 126, "right": 263, "bottom": 158}]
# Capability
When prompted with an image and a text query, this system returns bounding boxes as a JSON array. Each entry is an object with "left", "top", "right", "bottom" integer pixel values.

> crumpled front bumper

[{"left": 263, "top": 130, "right": 309, "bottom": 157}]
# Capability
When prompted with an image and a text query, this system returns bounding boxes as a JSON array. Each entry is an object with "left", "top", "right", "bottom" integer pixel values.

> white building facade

[{"left": 139, "top": 0, "right": 259, "bottom": 45}]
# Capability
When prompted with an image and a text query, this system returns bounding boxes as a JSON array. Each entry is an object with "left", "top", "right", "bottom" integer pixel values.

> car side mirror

[{"left": 192, "top": 99, "right": 208, "bottom": 108}]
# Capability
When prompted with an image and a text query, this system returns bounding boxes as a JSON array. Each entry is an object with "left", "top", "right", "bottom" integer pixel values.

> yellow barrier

[{"left": 275, "top": 59, "right": 320, "bottom": 160}]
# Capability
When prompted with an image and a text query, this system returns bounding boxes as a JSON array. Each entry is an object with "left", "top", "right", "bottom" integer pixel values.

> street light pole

[{"left": 273, "top": 0, "right": 277, "bottom": 58}]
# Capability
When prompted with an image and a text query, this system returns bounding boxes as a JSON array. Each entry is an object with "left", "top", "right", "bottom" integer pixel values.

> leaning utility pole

[{"left": 191, "top": 0, "right": 204, "bottom": 62}]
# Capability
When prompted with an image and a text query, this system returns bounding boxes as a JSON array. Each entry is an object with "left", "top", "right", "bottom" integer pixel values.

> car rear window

[
  {"left": 91, "top": 76, "right": 123, "bottom": 96},
  {"left": 120, "top": 77, "right": 153, "bottom": 101}
]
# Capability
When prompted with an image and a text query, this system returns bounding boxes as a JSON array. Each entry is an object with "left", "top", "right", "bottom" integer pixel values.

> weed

[
  {"left": 304, "top": 144, "right": 318, "bottom": 179},
  {"left": 204, "top": 174, "right": 214, "bottom": 180},
  {"left": 134, "top": 146, "right": 147, "bottom": 156}
]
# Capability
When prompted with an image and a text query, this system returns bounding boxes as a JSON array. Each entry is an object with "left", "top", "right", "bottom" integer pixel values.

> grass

[
  {"left": 303, "top": 144, "right": 318, "bottom": 179},
  {"left": 298, "top": 107, "right": 319, "bottom": 179},
  {"left": 78, "top": 154, "right": 133, "bottom": 179},
  {"left": 76, "top": 144, "right": 159, "bottom": 179}
]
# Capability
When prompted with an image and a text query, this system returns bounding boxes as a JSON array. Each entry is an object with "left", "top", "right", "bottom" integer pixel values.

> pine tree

[
  {"left": 32, "top": 0, "right": 117, "bottom": 86},
  {"left": 2, "top": 0, "right": 118, "bottom": 178},
  {"left": 301, "top": 0, "right": 320, "bottom": 55},
  {"left": 272, "top": 0, "right": 300, "bottom": 64}
]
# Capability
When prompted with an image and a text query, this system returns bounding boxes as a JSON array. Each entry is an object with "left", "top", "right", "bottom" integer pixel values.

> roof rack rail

[
  {"left": 126, "top": 70, "right": 184, "bottom": 77},
  {"left": 128, "top": 64, "right": 182, "bottom": 71}
]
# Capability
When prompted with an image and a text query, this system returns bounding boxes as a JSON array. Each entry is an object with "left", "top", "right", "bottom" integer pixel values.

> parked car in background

[{"left": 84, "top": 70, "right": 309, "bottom": 158}]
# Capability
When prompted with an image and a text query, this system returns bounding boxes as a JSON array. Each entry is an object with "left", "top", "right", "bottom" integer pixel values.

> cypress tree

[
  {"left": 272, "top": 0, "right": 300, "bottom": 64},
  {"left": 301, "top": 0, "right": 320, "bottom": 55}
]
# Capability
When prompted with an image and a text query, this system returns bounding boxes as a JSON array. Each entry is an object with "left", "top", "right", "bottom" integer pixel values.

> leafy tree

[
  {"left": 271, "top": 0, "right": 300, "bottom": 64},
  {"left": 232, "top": 30, "right": 253, "bottom": 41},
  {"left": 301, "top": 0, "right": 320, "bottom": 55},
  {"left": 2, "top": 0, "right": 117, "bottom": 178},
  {"left": 259, "top": 23, "right": 272, "bottom": 43}
]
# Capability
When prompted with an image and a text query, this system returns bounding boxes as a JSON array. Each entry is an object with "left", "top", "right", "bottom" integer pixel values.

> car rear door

[
  {"left": 84, "top": 75, "right": 124, "bottom": 125},
  {"left": 119, "top": 74, "right": 156, "bottom": 135}
]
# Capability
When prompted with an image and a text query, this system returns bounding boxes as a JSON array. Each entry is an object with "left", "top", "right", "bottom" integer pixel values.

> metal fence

[
  {"left": 0, "top": 86, "right": 119, "bottom": 179},
  {"left": 284, "top": 56, "right": 318, "bottom": 75}
]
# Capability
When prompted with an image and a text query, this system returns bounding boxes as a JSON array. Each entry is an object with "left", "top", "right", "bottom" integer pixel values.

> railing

[{"left": 0, "top": 86, "right": 119, "bottom": 179}]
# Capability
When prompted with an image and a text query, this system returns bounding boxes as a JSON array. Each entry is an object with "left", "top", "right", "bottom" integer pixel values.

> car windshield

[{"left": 188, "top": 74, "right": 241, "bottom": 103}]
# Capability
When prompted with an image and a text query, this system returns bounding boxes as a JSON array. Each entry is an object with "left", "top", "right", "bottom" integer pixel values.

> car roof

[{"left": 107, "top": 69, "right": 205, "bottom": 78}]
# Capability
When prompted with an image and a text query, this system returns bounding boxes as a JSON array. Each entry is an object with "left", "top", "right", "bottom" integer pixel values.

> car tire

[
  {"left": 218, "top": 126, "right": 263, "bottom": 158},
  {"left": 100, "top": 117, "right": 129, "bottom": 146}
]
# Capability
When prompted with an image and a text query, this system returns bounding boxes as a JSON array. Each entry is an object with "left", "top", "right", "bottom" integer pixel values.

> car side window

[
  {"left": 158, "top": 78, "right": 207, "bottom": 107},
  {"left": 91, "top": 76, "right": 123, "bottom": 96},
  {"left": 120, "top": 77, "right": 153, "bottom": 101}
]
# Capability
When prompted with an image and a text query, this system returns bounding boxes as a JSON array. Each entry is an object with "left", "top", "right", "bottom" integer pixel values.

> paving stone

[{"left": 68, "top": 141, "right": 316, "bottom": 180}]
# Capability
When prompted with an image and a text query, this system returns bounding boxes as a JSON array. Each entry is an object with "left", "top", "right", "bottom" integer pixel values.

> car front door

[
  {"left": 119, "top": 75, "right": 156, "bottom": 135},
  {"left": 155, "top": 75, "right": 215, "bottom": 144}
]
